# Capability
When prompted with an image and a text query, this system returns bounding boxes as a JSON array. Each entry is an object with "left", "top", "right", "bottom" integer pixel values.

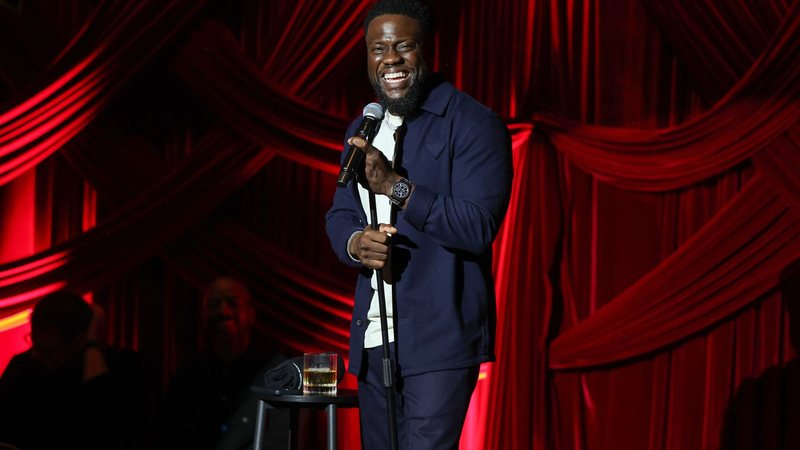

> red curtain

[{"left": 0, "top": 1, "right": 798, "bottom": 449}]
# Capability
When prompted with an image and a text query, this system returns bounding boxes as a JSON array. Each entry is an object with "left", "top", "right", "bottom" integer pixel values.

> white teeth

[{"left": 384, "top": 72, "right": 408, "bottom": 80}]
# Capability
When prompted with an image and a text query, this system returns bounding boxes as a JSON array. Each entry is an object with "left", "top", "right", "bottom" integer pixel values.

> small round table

[{"left": 251, "top": 386, "right": 359, "bottom": 450}]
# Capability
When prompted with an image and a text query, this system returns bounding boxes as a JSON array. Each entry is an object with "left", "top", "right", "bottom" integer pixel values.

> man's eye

[{"left": 371, "top": 47, "right": 385, "bottom": 54}]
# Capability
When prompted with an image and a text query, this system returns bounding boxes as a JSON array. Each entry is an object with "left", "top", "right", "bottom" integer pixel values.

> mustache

[{"left": 371, "top": 69, "right": 429, "bottom": 117}]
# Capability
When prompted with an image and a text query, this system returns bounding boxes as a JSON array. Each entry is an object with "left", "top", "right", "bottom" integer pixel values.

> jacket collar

[{"left": 418, "top": 75, "right": 454, "bottom": 117}]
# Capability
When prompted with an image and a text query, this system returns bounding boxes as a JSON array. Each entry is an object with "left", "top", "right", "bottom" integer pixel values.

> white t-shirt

[{"left": 356, "top": 111, "right": 403, "bottom": 348}]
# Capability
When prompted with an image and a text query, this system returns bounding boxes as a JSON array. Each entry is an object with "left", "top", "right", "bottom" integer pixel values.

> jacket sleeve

[
  {"left": 325, "top": 120, "right": 367, "bottom": 267},
  {"left": 403, "top": 113, "right": 513, "bottom": 255}
]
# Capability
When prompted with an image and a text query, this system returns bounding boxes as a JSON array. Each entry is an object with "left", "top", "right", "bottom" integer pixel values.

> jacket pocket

[{"left": 424, "top": 141, "right": 445, "bottom": 160}]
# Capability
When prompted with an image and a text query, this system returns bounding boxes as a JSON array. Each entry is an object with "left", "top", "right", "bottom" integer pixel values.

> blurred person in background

[
  {"left": 159, "top": 276, "right": 288, "bottom": 450},
  {"left": 0, "top": 290, "right": 147, "bottom": 450}
]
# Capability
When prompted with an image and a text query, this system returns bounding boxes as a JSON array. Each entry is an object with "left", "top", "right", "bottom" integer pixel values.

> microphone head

[{"left": 362, "top": 102, "right": 384, "bottom": 121}]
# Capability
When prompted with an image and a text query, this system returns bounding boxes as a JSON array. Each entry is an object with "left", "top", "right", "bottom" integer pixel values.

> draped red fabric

[
  {"left": 549, "top": 174, "right": 800, "bottom": 368},
  {"left": 538, "top": 0, "right": 800, "bottom": 449},
  {"left": 753, "top": 132, "right": 800, "bottom": 213},
  {"left": 170, "top": 20, "right": 346, "bottom": 171},
  {"left": 0, "top": 0, "right": 205, "bottom": 186},
  {"left": 0, "top": 128, "right": 273, "bottom": 314},
  {"left": 533, "top": 7, "right": 799, "bottom": 190},
  {"left": 0, "top": 1, "right": 798, "bottom": 450},
  {"left": 484, "top": 127, "right": 562, "bottom": 450}
]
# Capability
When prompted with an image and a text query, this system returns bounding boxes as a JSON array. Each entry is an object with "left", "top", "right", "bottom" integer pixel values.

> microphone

[{"left": 337, "top": 102, "right": 384, "bottom": 187}]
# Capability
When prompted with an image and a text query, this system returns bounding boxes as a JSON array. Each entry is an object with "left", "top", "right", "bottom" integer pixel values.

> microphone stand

[{"left": 367, "top": 190, "right": 400, "bottom": 450}]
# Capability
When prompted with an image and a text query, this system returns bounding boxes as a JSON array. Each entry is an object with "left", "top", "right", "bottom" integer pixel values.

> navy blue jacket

[{"left": 325, "top": 79, "right": 513, "bottom": 377}]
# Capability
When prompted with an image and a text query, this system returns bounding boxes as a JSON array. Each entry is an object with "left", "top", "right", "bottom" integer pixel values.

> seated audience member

[
  {"left": 159, "top": 277, "right": 289, "bottom": 450},
  {"left": 0, "top": 290, "right": 147, "bottom": 450}
]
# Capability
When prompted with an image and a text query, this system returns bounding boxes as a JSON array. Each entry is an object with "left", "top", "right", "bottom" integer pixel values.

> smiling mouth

[{"left": 382, "top": 70, "right": 410, "bottom": 85}]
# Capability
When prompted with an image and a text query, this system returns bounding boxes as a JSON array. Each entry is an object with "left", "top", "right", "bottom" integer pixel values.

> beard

[{"left": 371, "top": 66, "right": 430, "bottom": 118}]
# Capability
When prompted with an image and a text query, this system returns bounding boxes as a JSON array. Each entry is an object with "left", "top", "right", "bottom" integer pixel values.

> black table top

[{"left": 251, "top": 386, "right": 359, "bottom": 407}]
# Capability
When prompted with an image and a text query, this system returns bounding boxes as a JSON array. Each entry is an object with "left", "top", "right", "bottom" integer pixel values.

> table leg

[
  {"left": 253, "top": 400, "right": 267, "bottom": 450},
  {"left": 288, "top": 408, "right": 298, "bottom": 450},
  {"left": 326, "top": 404, "right": 337, "bottom": 450}
]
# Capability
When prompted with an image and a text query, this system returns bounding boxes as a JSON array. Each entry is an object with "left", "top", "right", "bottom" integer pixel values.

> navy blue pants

[{"left": 357, "top": 346, "right": 480, "bottom": 450}]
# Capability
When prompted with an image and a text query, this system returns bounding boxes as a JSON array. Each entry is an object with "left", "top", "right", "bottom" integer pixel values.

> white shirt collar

[{"left": 384, "top": 111, "right": 404, "bottom": 131}]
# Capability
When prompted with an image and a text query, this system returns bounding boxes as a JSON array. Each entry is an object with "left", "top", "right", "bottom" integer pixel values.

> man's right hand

[
  {"left": 349, "top": 223, "right": 398, "bottom": 270},
  {"left": 348, "top": 136, "right": 401, "bottom": 198}
]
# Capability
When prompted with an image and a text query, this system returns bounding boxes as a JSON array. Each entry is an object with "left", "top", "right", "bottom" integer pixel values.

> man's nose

[
  {"left": 383, "top": 46, "right": 402, "bottom": 64},
  {"left": 218, "top": 300, "right": 235, "bottom": 316}
]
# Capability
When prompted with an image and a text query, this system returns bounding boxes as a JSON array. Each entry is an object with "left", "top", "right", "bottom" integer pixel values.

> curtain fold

[
  {"left": 0, "top": 0, "right": 205, "bottom": 186},
  {"left": 543, "top": 0, "right": 800, "bottom": 368},
  {"left": 541, "top": 0, "right": 799, "bottom": 448},
  {"left": 640, "top": 0, "right": 789, "bottom": 100},
  {"left": 170, "top": 20, "right": 347, "bottom": 172},
  {"left": 258, "top": 0, "right": 372, "bottom": 100},
  {"left": 532, "top": 0, "right": 799, "bottom": 191},
  {"left": 0, "top": 128, "right": 273, "bottom": 315},
  {"left": 484, "top": 127, "right": 562, "bottom": 449},
  {"left": 752, "top": 130, "right": 800, "bottom": 215},
  {"left": 549, "top": 174, "right": 800, "bottom": 368}
]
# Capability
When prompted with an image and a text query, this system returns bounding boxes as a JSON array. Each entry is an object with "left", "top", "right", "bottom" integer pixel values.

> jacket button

[{"left": 356, "top": 319, "right": 363, "bottom": 326}]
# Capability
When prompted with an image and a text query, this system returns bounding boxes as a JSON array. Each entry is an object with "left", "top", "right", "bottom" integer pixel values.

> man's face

[
  {"left": 202, "top": 281, "right": 253, "bottom": 347},
  {"left": 31, "top": 328, "right": 81, "bottom": 372},
  {"left": 366, "top": 14, "right": 428, "bottom": 116}
]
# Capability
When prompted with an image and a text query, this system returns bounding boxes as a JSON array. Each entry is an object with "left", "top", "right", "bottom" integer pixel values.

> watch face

[{"left": 393, "top": 180, "right": 410, "bottom": 199}]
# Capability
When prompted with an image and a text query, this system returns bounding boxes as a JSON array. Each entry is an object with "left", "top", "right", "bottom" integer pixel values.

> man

[
  {"left": 325, "top": 1, "right": 513, "bottom": 448},
  {"left": 0, "top": 291, "right": 146, "bottom": 450},
  {"left": 160, "top": 277, "right": 288, "bottom": 450}
]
